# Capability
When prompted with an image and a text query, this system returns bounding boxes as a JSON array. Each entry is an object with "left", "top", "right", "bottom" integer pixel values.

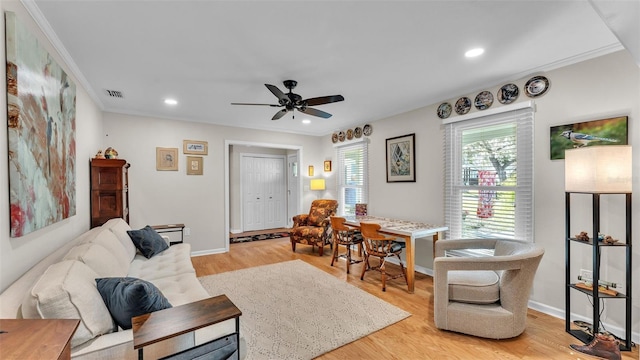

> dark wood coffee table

[{"left": 132, "top": 294, "right": 241, "bottom": 360}]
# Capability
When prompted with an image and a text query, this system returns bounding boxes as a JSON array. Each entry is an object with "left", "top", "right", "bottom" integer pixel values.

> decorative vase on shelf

[{"left": 104, "top": 147, "right": 118, "bottom": 159}]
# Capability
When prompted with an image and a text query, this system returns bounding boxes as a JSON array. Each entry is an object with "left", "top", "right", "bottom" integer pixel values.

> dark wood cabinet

[{"left": 90, "top": 158, "right": 130, "bottom": 228}]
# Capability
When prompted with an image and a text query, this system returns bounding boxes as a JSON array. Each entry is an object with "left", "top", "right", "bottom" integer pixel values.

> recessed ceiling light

[
  {"left": 465, "top": 48, "right": 484, "bottom": 58},
  {"left": 302, "top": 119, "right": 311, "bottom": 124},
  {"left": 164, "top": 98, "right": 178, "bottom": 105}
]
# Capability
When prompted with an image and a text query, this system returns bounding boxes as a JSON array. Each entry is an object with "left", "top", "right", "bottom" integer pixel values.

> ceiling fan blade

[
  {"left": 231, "top": 102, "right": 281, "bottom": 107},
  {"left": 303, "top": 95, "right": 344, "bottom": 106},
  {"left": 265, "top": 84, "right": 288, "bottom": 103},
  {"left": 299, "top": 107, "right": 332, "bottom": 119},
  {"left": 272, "top": 109, "right": 288, "bottom": 120}
]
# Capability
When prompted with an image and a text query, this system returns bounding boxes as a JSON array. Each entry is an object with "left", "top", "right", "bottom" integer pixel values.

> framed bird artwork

[{"left": 550, "top": 116, "right": 628, "bottom": 160}]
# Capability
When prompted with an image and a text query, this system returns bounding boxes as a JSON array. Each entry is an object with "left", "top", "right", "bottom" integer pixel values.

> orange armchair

[{"left": 290, "top": 199, "right": 338, "bottom": 256}]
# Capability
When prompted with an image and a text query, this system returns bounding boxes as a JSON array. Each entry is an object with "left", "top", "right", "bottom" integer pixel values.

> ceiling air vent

[{"left": 105, "top": 89, "right": 124, "bottom": 99}]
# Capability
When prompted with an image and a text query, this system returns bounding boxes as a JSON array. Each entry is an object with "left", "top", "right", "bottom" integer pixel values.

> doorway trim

[{"left": 224, "top": 140, "right": 303, "bottom": 251}]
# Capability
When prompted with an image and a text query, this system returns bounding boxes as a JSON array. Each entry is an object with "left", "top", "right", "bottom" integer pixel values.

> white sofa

[{"left": 0, "top": 218, "right": 241, "bottom": 359}]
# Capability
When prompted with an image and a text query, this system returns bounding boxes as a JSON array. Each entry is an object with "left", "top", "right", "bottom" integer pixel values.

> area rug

[
  {"left": 198, "top": 260, "right": 410, "bottom": 360},
  {"left": 229, "top": 231, "right": 289, "bottom": 244}
]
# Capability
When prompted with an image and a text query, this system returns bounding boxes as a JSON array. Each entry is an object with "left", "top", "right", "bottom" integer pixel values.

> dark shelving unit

[{"left": 565, "top": 192, "right": 632, "bottom": 351}]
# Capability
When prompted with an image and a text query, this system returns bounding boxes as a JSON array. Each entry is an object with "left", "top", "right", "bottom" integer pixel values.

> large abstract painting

[{"left": 5, "top": 12, "right": 77, "bottom": 237}]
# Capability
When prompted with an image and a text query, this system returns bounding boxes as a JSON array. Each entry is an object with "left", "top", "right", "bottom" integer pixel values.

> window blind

[
  {"left": 443, "top": 105, "right": 534, "bottom": 245},
  {"left": 335, "top": 140, "right": 369, "bottom": 216}
]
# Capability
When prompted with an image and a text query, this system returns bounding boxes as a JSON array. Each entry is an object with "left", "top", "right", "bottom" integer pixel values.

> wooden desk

[
  {"left": 132, "top": 295, "right": 241, "bottom": 360},
  {"left": 0, "top": 319, "right": 79, "bottom": 360},
  {"left": 344, "top": 215, "right": 447, "bottom": 293}
]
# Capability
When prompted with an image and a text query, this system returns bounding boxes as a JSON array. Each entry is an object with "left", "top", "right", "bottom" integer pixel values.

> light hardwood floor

[{"left": 191, "top": 238, "right": 637, "bottom": 359}]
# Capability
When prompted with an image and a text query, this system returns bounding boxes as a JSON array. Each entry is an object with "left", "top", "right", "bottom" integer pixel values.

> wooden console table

[
  {"left": 152, "top": 223, "right": 185, "bottom": 245},
  {"left": 132, "top": 295, "right": 241, "bottom": 360},
  {"left": 0, "top": 319, "right": 79, "bottom": 360}
]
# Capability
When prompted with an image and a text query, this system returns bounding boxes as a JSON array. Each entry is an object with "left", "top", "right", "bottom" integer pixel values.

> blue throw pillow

[
  {"left": 96, "top": 277, "right": 172, "bottom": 330},
  {"left": 127, "top": 225, "right": 169, "bottom": 258}
]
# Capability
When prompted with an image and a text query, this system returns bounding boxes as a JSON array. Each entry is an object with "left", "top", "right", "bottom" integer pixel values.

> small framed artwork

[
  {"left": 324, "top": 160, "right": 332, "bottom": 172},
  {"left": 183, "top": 140, "right": 208, "bottom": 155},
  {"left": 549, "top": 116, "right": 628, "bottom": 160},
  {"left": 186, "top": 156, "right": 203, "bottom": 175},
  {"left": 156, "top": 147, "right": 178, "bottom": 171},
  {"left": 386, "top": 133, "right": 416, "bottom": 182}
]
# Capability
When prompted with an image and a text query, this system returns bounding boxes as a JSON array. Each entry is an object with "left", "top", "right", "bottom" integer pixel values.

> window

[
  {"left": 336, "top": 140, "right": 368, "bottom": 216},
  {"left": 444, "top": 104, "right": 534, "bottom": 248}
]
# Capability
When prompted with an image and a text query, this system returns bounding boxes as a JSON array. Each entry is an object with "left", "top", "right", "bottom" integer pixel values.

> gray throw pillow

[
  {"left": 127, "top": 225, "right": 169, "bottom": 258},
  {"left": 96, "top": 277, "right": 172, "bottom": 330}
]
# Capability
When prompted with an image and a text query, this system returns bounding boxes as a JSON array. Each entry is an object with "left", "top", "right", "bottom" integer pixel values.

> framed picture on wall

[
  {"left": 324, "top": 160, "right": 332, "bottom": 172},
  {"left": 186, "top": 156, "right": 203, "bottom": 175},
  {"left": 156, "top": 147, "right": 179, "bottom": 171},
  {"left": 549, "top": 116, "right": 628, "bottom": 160},
  {"left": 183, "top": 140, "right": 208, "bottom": 155},
  {"left": 386, "top": 133, "right": 416, "bottom": 182}
]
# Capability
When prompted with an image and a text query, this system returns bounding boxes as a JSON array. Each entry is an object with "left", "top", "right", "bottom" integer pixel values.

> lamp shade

[
  {"left": 310, "top": 178, "right": 326, "bottom": 191},
  {"left": 565, "top": 146, "right": 632, "bottom": 193}
]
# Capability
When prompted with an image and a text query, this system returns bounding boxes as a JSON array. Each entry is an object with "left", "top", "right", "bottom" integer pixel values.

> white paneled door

[{"left": 241, "top": 154, "right": 287, "bottom": 231}]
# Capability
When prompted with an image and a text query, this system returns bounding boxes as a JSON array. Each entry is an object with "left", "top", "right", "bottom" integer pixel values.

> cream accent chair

[{"left": 433, "top": 238, "right": 544, "bottom": 339}]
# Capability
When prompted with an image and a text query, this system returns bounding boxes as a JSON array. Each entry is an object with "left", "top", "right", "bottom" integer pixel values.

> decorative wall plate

[
  {"left": 474, "top": 91, "right": 493, "bottom": 110},
  {"left": 354, "top": 126, "right": 363, "bottom": 138},
  {"left": 497, "top": 83, "right": 519, "bottom": 104},
  {"left": 331, "top": 133, "right": 338, "bottom": 143},
  {"left": 363, "top": 124, "right": 373, "bottom": 136},
  {"left": 454, "top": 97, "right": 471, "bottom": 115},
  {"left": 524, "top": 75, "right": 550, "bottom": 97},
  {"left": 338, "top": 131, "right": 346, "bottom": 142},
  {"left": 346, "top": 129, "right": 354, "bottom": 140},
  {"left": 437, "top": 102, "right": 452, "bottom": 119}
]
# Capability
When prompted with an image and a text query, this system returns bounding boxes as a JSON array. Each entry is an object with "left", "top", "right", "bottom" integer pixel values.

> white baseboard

[
  {"left": 191, "top": 248, "right": 228, "bottom": 257},
  {"left": 230, "top": 229, "right": 242, "bottom": 234}
]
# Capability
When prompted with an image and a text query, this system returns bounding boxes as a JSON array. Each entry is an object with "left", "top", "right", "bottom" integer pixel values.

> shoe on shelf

[{"left": 570, "top": 333, "right": 621, "bottom": 360}]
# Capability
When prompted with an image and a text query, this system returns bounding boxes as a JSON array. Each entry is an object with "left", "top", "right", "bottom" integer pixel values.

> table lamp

[
  {"left": 565, "top": 146, "right": 632, "bottom": 193},
  {"left": 310, "top": 178, "right": 326, "bottom": 191}
]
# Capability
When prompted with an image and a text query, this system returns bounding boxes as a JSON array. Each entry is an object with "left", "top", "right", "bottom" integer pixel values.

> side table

[
  {"left": 132, "top": 294, "right": 241, "bottom": 360},
  {"left": 152, "top": 223, "right": 185, "bottom": 245},
  {"left": 0, "top": 319, "right": 80, "bottom": 360}
]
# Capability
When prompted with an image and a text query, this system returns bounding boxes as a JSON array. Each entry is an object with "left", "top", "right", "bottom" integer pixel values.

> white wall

[
  {"left": 0, "top": 1, "right": 104, "bottom": 292},
  {"left": 321, "top": 49, "right": 639, "bottom": 340},
  {"left": 102, "top": 113, "right": 325, "bottom": 254}
]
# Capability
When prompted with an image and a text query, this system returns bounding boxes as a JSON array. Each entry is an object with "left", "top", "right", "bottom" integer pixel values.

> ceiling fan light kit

[{"left": 232, "top": 80, "right": 344, "bottom": 120}]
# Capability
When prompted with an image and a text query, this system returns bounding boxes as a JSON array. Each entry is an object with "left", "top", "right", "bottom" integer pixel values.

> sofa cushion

[
  {"left": 128, "top": 243, "right": 195, "bottom": 281},
  {"left": 82, "top": 228, "right": 131, "bottom": 272},
  {"left": 103, "top": 218, "right": 137, "bottom": 262},
  {"left": 448, "top": 270, "right": 500, "bottom": 304},
  {"left": 127, "top": 226, "right": 169, "bottom": 259},
  {"left": 21, "top": 260, "right": 114, "bottom": 348},
  {"left": 96, "top": 277, "right": 172, "bottom": 330},
  {"left": 63, "top": 243, "right": 127, "bottom": 277}
]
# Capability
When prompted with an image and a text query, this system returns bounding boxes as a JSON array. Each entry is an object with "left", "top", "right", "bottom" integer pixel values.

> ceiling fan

[{"left": 231, "top": 80, "right": 344, "bottom": 120}]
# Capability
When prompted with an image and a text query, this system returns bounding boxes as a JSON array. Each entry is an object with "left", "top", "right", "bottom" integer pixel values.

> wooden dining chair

[
  {"left": 359, "top": 222, "right": 407, "bottom": 291},
  {"left": 329, "top": 216, "right": 363, "bottom": 274}
]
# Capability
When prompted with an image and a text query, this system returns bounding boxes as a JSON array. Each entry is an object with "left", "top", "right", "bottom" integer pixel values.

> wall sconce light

[
  {"left": 565, "top": 146, "right": 632, "bottom": 193},
  {"left": 324, "top": 160, "right": 332, "bottom": 172},
  {"left": 310, "top": 178, "right": 326, "bottom": 191},
  {"left": 308, "top": 165, "right": 314, "bottom": 177}
]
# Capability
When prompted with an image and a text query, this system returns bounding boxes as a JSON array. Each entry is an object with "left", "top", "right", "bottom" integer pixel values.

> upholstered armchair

[
  {"left": 433, "top": 238, "right": 544, "bottom": 339},
  {"left": 290, "top": 199, "right": 338, "bottom": 256}
]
